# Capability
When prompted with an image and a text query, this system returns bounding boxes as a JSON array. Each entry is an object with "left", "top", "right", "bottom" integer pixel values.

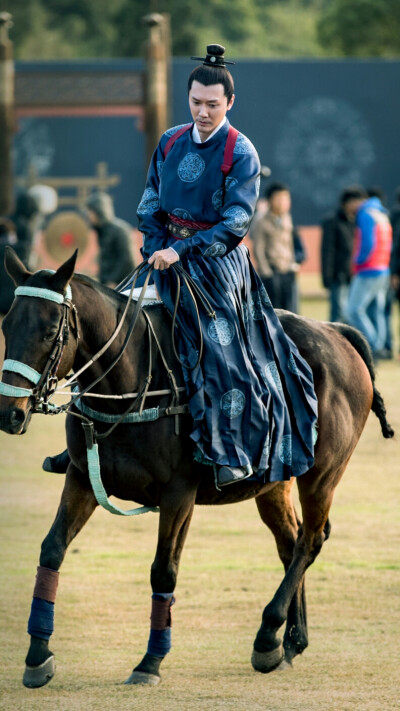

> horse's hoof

[
  {"left": 251, "top": 644, "right": 284, "bottom": 673},
  {"left": 23, "top": 655, "right": 55, "bottom": 688},
  {"left": 124, "top": 670, "right": 161, "bottom": 686},
  {"left": 274, "top": 657, "right": 293, "bottom": 672}
]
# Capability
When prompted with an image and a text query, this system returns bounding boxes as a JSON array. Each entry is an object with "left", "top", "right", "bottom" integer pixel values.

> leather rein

[{"left": 7, "top": 261, "right": 216, "bottom": 442}]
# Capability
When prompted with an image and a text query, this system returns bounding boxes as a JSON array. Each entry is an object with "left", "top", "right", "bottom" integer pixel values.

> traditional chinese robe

[{"left": 133, "top": 120, "right": 318, "bottom": 481}]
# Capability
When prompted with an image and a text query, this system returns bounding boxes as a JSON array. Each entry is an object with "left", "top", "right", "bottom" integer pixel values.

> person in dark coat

[
  {"left": 390, "top": 187, "right": 400, "bottom": 294},
  {"left": 85, "top": 192, "right": 135, "bottom": 287},
  {"left": 251, "top": 181, "right": 306, "bottom": 313},
  {"left": 0, "top": 191, "right": 40, "bottom": 314},
  {"left": 320, "top": 186, "right": 366, "bottom": 322}
]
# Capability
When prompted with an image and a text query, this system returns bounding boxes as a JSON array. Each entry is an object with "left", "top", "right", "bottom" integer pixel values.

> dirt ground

[{"left": 0, "top": 303, "right": 399, "bottom": 711}]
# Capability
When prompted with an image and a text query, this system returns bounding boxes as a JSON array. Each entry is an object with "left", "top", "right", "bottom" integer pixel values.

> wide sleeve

[
  {"left": 172, "top": 145, "right": 261, "bottom": 259},
  {"left": 136, "top": 141, "right": 168, "bottom": 259}
]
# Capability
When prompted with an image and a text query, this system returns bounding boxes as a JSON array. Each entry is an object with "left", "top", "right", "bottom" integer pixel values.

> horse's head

[{"left": 0, "top": 248, "right": 78, "bottom": 434}]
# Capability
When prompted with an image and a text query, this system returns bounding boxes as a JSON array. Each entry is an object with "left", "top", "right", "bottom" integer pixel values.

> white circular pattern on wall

[
  {"left": 178, "top": 153, "right": 206, "bottom": 182},
  {"left": 274, "top": 96, "right": 375, "bottom": 208}
]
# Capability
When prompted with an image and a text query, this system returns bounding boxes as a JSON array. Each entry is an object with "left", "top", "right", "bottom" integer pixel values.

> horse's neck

[
  {"left": 72, "top": 278, "right": 142, "bottom": 395},
  {"left": 70, "top": 278, "right": 177, "bottom": 400}
]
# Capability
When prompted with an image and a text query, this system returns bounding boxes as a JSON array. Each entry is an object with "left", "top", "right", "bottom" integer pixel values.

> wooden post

[
  {"left": 143, "top": 13, "right": 171, "bottom": 167},
  {"left": 0, "top": 12, "right": 14, "bottom": 215}
]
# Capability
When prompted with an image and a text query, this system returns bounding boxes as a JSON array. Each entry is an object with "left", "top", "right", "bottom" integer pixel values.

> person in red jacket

[{"left": 347, "top": 190, "right": 392, "bottom": 358}]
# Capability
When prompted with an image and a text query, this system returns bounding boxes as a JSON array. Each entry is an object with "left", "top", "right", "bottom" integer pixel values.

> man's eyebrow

[{"left": 191, "top": 95, "right": 220, "bottom": 103}]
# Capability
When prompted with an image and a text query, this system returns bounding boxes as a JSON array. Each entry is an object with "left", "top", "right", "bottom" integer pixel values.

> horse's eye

[{"left": 43, "top": 330, "right": 58, "bottom": 342}]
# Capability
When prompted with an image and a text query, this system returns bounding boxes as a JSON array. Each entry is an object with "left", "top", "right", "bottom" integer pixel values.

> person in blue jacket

[
  {"left": 347, "top": 188, "right": 392, "bottom": 358},
  {"left": 131, "top": 44, "right": 317, "bottom": 488},
  {"left": 45, "top": 44, "right": 318, "bottom": 489}
]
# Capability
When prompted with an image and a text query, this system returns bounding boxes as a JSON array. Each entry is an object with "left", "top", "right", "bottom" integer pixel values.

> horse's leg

[
  {"left": 125, "top": 482, "right": 197, "bottom": 686},
  {"left": 23, "top": 464, "right": 97, "bottom": 688},
  {"left": 252, "top": 469, "right": 337, "bottom": 673},
  {"left": 255, "top": 482, "right": 309, "bottom": 669}
]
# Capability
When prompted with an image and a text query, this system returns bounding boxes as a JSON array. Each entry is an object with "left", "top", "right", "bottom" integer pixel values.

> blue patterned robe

[{"left": 134, "top": 119, "right": 318, "bottom": 481}]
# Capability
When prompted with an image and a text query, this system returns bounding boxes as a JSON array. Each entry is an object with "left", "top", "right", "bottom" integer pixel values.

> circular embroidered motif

[
  {"left": 223, "top": 205, "right": 250, "bottom": 232},
  {"left": 178, "top": 153, "right": 206, "bottom": 182},
  {"left": 204, "top": 242, "right": 227, "bottom": 257},
  {"left": 208, "top": 318, "right": 235, "bottom": 346},
  {"left": 264, "top": 362, "right": 283, "bottom": 391},
  {"left": 211, "top": 177, "right": 238, "bottom": 211},
  {"left": 279, "top": 435, "right": 292, "bottom": 465},
  {"left": 250, "top": 291, "right": 263, "bottom": 320},
  {"left": 233, "top": 133, "right": 256, "bottom": 155},
  {"left": 164, "top": 123, "right": 189, "bottom": 138},
  {"left": 137, "top": 187, "right": 159, "bottom": 215},
  {"left": 220, "top": 389, "right": 246, "bottom": 418},
  {"left": 172, "top": 208, "right": 195, "bottom": 220}
]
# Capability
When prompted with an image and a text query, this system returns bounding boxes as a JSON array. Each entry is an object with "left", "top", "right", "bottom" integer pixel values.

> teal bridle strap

[
  {"left": 2, "top": 359, "right": 41, "bottom": 384},
  {"left": 15, "top": 284, "right": 72, "bottom": 303},
  {"left": 87, "top": 443, "right": 159, "bottom": 516},
  {"left": 0, "top": 359, "right": 42, "bottom": 398},
  {"left": 0, "top": 283, "right": 72, "bottom": 400},
  {"left": 0, "top": 382, "right": 33, "bottom": 398}
]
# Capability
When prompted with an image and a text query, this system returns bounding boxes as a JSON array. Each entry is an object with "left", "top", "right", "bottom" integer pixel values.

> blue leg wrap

[
  {"left": 147, "top": 627, "right": 172, "bottom": 657},
  {"left": 28, "top": 597, "right": 54, "bottom": 641}
]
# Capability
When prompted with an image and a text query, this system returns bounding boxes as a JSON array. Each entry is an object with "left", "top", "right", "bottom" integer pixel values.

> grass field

[{"left": 1, "top": 299, "right": 400, "bottom": 711}]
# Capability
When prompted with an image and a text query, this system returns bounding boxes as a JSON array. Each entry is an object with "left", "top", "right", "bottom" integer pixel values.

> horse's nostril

[{"left": 10, "top": 409, "right": 26, "bottom": 426}]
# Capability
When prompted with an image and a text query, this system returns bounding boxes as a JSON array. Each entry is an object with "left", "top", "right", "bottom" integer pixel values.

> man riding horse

[{"left": 45, "top": 43, "right": 318, "bottom": 489}]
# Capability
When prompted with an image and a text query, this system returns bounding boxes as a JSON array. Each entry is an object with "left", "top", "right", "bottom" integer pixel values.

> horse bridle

[
  {"left": 0, "top": 282, "right": 79, "bottom": 412},
  {"left": 0, "top": 261, "right": 216, "bottom": 427}
]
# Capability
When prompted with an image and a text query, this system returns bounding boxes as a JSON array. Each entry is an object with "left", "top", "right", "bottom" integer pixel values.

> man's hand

[{"left": 148, "top": 247, "right": 180, "bottom": 270}]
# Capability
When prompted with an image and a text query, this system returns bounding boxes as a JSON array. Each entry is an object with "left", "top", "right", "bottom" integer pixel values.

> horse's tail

[{"left": 331, "top": 322, "right": 395, "bottom": 439}]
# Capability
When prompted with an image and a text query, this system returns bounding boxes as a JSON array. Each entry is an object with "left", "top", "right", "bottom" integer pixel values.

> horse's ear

[
  {"left": 50, "top": 249, "right": 78, "bottom": 294},
  {"left": 4, "top": 246, "right": 32, "bottom": 286}
]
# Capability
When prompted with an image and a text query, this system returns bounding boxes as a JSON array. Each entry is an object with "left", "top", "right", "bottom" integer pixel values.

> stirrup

[{"left": 217, "top": 465, "right": 253, "bottom": 487}]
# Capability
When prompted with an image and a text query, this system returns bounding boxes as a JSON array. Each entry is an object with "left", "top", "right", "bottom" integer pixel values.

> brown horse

[{"left": 0, "top": 247, "right": 394, "bottom": 688}]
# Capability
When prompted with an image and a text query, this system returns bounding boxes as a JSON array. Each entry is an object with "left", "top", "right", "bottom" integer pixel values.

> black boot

[
  {"left": 217, "top": 465, "right": 253, "bottom": 487},
  {"left": 42, "top": 449, "right": 70, "bottom": 474}
]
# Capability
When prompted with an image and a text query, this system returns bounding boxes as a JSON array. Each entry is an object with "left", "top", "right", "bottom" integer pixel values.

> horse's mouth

[{"left": 0, "top": 406, "right": 33, "bottom": 435}]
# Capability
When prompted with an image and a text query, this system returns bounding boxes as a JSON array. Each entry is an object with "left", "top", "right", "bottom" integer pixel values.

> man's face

[
  {"left": 343, "top": 198, "right": 364, "bottom": 221},
  {"left": 269, "top": 190, "right": 291, "bottom": 216},
  {"left": 188, "top": 80, "right": 234, "bottom": 142}
]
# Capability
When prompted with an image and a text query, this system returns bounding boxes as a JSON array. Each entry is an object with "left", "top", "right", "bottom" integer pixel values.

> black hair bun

[{"left": 207, "top": 44, "right": 225, "bottom": 57}]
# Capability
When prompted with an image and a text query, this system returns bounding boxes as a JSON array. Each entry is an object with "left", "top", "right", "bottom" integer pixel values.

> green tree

[{"left": 317, "top": 0, "right": 400, "bottom": 56}]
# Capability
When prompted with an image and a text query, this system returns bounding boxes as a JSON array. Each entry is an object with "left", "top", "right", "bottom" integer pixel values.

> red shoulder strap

[
  {"left": 163, "top": 124, "right": 192, "bottom": 159},
  {"left": 221, "top": 126, "right": 239, "bottom": 176}
]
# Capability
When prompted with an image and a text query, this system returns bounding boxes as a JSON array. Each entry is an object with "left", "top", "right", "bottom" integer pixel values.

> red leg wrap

[{"left": 33, "top": 566, "right": 59, "bottom": 603}]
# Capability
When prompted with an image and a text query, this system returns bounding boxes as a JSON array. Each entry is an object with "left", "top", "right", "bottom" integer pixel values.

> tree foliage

[
  {"left": 2, "top": 0, "right": 399, "bottom": 59},
  {"left": 317, "top": 0, "right": 400, "bottom": 56}
]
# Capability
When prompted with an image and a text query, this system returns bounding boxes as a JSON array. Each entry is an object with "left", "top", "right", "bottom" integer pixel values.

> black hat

[{"left": 191, "top": 44, "right": 234, "bottom": 67}]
